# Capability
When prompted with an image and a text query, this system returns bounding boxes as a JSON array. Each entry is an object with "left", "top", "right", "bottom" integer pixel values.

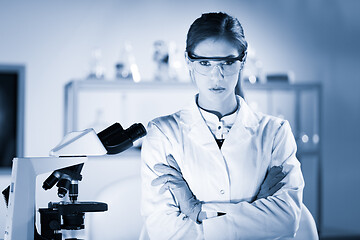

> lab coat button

[{"left": 220, "top": 189, "right": 225, "bottom": 194}]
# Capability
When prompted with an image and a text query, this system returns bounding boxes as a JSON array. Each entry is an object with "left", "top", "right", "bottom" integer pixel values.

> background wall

[{"left": 0, "top": 0, "right": 359, "bottom": 236}]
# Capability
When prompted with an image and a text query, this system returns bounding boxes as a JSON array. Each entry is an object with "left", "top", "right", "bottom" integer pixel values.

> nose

[{"left": 210, "top": 64, "right": 224, "bottom": 80}]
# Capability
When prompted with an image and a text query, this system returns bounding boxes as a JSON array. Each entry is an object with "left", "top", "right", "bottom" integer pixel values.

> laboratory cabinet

[
  {"left": 243, "top": 83, "right": 322, "bottom": 231},
  {"left": 64, "top": 80, "right": 322, "bottom": 231}
]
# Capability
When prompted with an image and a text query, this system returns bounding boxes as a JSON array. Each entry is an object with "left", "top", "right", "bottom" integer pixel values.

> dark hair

[
  {"left": 186, "top": 12, "right": 248, "bottom": 59},
  {"left": 186, "top": 12, "right": 247, "bottom": 98}
]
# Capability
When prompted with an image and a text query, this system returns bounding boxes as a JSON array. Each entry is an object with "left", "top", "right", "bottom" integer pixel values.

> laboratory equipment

[
  {"left": 3, "top": 122, "right": 146, "bottom": 240},
  {"left": 115, "top": 43, "right": 141, "bottom": 82},
  {"left": 153, "top": 40, "right": 170, "bottom": 81},
  {"left": 87, "top": 48, "right": 105, "bottom": 80}
]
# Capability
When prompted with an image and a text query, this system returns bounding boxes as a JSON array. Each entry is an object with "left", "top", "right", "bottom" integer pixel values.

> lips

[{"left": 209, "top": 87, "right": 226, "bottom": 92}]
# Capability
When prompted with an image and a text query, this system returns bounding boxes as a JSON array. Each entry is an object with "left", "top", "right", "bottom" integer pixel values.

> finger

[
  {"left": 267, "top": 166, "right": 283, "bottom": 179},
  {"left": 267, "top": 171, "right": 286, "bottom": 189},
  {"left": 159, "top": 181, "right": 182, "bottom": 194},
  {"left": 167, "top": 203, "right": 179, "bottom": 208},
  {"left": 165, "top": 209, "right": 181, "bottom": 217},
  {"left": 268, "top": 182, "right": 286, "bottom": 196},
  {"left": 267, "top": 166, "right": 282, "bottom": 180},
  {"left": 274, "top": 171, "right": 286, "bottom": 181},
  {"left": 262, "top": 166, "right": 283, "bottom": 188},
  {"left": 257, "top": 192, "right": 265, "bottom": 199},
  {"left": 257, "top": 187, "right": 268, "bottom": 199},
  {"left": 166, "top": 154, "right": 181, "bottom": 172},
  {"left": 166, "top": 204, "right": 181, "bottom": 217},
  {"left": 159, "top": 182, "right": 170, "bottom": 194},
  {"left": 151, "top": 174, "right": 179, "bottom": 186},
  {"left": 154, "top": 163, "right": 182, "bottom": 177}
]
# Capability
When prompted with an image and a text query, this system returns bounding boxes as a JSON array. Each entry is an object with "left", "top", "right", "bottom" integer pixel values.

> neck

[{"left": 197, "top": 94, "right": 238, "bottom": 118}]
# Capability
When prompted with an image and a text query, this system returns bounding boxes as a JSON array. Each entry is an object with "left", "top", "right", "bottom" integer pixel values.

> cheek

[
  {"left": 194, "top": 77, "right": 210, "bottom": 92},
  {"left": 190, "top": 68, "right": 206, "bottom": 83},
  {"left": 194, "top": 79, "right": 207, "bottom": 91},
  {"left": 225, "top": 74, "right": 240, "bottom": 88},
  {"left": 193, "top": 72, "right": 207, "bottom": 82}
]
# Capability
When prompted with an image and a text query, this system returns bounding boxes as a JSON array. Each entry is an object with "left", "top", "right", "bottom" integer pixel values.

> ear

[
  {"left": 184, "top": 51, "right": 195, "bottom": 80},
  {"left": 189, "top": 69, "right": 195, "bottom": 83},
  {"left": 240, "top": 51, "right": 248, "bottom": 69},
  {"left": 184, "top": 51, "right": 191, "bottom": 66}
]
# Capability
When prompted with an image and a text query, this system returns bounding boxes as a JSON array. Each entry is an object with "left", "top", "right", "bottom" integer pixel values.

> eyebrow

[{"left": 188, "top": 53, "right": 242, "bottom": 61}]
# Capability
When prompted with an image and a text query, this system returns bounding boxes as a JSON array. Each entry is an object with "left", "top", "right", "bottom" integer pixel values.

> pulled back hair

[
  {"left": 186, "top": 12, "right": 248, "bottom": 60},
  {"left": 186, "top": 12, "right": 247, "bottom": 98}
]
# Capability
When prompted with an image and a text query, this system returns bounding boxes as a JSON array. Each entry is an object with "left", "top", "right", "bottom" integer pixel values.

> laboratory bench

[{"left": 1, "top": 149, "right": 359, "bottom": 238}]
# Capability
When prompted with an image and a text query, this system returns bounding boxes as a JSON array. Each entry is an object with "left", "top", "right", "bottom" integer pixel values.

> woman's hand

[
  {"left": 152, "top": 155, "right": 202, "bottom": 223},
  {"left": 256, "top": 166, "right": 286, "bottom": 200}
]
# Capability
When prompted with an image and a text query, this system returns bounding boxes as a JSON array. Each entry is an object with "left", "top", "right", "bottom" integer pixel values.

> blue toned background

[{"left": 0, "top": 0, "right": 359, "bottom": 238}]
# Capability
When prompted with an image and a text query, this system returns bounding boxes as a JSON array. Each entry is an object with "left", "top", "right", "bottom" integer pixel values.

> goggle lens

[{"left": 187, "top": 53, "right": 244, "bottom": 76}]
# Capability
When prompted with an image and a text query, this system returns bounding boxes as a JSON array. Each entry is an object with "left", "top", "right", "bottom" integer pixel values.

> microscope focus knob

[{"left": 49, "top": 220, "right": 61, "bottom": 230}]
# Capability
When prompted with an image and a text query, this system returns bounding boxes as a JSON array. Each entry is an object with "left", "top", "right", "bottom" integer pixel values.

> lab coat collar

[
  {"left": 179, "top": 95, "right": 259, "bottom": 130},
  {"left": 179, "top": 95, "right": 260, "bottom": 147},
  {"left": 236, "top": 95, "right": 260, "bottom": 129}
]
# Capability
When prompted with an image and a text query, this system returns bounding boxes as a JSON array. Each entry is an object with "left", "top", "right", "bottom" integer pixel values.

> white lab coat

[{"left": 141, "top": 95, "right": 304, "bottom": 240}]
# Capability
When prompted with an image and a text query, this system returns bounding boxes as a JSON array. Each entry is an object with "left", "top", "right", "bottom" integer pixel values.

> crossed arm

[
  {"left": 141, "top": 121, "right": 304, "bottom": 239},
  {"left": 152, "top": 154, "right": 286, "bottom": 223}
]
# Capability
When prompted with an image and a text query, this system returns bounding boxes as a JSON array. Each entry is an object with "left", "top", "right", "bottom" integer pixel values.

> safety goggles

[{"left": 187, "top": 52, "right": 244, "bottom": 76}]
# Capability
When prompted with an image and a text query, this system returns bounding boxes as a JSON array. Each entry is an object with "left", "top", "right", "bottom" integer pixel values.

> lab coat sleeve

[
  {"left": 141, "top": 121, "right": 202, "bottom": 240},
  {"left": 201, "top": 120, "right": 304, "bottom": 240}
]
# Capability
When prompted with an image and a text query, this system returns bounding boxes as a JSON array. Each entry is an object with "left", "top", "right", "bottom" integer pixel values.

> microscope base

[{"left": 38, "top": 201, "right": 108, "bottom": 240}]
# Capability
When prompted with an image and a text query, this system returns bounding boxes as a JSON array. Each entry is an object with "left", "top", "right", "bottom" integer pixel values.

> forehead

[{"left": 193, "top": 37, "right": 239, "bottom": 57}]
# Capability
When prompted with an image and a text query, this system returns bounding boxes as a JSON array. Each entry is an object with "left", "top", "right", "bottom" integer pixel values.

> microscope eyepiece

[
  {"left": 124, "top": 123, "right": 147, "bottom": 142},
  {"left": 43, "top": 171, "right": 61, "bottom": 190},
  {"left": 97, "top": 122, "right": 147, "bottom": 154}
]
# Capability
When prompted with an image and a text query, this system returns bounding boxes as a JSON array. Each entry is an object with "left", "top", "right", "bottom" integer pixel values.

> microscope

[{"left": 3, "top": 122, "right": 146, "bottom": 240}]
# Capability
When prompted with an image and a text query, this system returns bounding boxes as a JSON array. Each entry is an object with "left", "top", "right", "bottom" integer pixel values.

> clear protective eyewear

[{"left": 187, "top": 52, "right": 244, "bottom": 76}]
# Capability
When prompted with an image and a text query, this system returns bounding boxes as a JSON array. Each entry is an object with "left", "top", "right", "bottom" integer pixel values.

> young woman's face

[{"left": 188, "top": 37, "right": 241, "bottom": 105}]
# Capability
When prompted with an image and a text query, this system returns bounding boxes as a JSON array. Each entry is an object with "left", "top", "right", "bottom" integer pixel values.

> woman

[{"left": 141, "top": 12, "right": 304, "bottom": 239}]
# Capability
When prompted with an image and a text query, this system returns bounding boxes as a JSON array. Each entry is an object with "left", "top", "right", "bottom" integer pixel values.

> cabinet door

[
  {"left": 300, "top": 154, "right": 320, "bottom": 227},
  {"left": 270, "top": 90, "right": 297, "bottom": 134},
  {"left": 298, "top": 90, "right": 320, "bottom": 152},
  {"left": 76, "top": 85, "right": 197, "bottom": 133},
  {"left": 78, "top": 90, "right": 126, "bottom": 132},
  {"left": 118, "top": 87, "right": 197, "bottom": 128},
  {"left": 245, "top": 89, "right": 297, "bottom": 133},
  {"left": 244, "top": 90, "right": 270, "bottom": 114}
]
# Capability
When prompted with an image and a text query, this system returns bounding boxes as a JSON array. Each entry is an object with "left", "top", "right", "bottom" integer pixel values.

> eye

[
  {"left": 223, "top": 60, "right": 235, "bottom": 66},
  {"left": 198, "top": 61, "right": 211, "bottom": 66}
]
